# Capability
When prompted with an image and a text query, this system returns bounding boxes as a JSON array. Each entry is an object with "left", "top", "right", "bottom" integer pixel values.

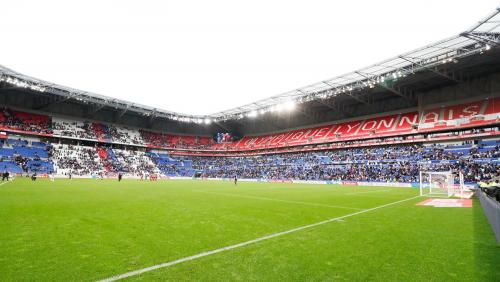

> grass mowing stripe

[
  {"left": 193, "top": 190, "right": 364, "bottom": 210},
  {"left": 97, "top": 195, "right": 421, "bottom": 282},
  {"left": 345, "top": 189, "right": 391, "bottom": 195}
]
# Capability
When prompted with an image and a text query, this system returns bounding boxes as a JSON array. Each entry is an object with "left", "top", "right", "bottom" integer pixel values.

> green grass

[{"left": 0, "top": 178, "right": 499, "bottom": 281}]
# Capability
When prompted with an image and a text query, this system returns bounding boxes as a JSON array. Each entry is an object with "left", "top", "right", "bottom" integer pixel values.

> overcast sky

[{"left": 1, "top": 1, "right": 498, "bottom": 115}]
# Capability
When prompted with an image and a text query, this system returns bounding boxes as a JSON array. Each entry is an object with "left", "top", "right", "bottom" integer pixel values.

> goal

[{"left": 419, "top": 171, "right": 464, "bottom": 197}]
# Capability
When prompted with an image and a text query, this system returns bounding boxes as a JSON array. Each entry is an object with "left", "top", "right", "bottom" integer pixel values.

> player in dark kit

[
  {"left": 2, "top": 171, "right": 9, "bottom": 181},
  {"left": 234, "top": 176, "right": 237, "bottom": 186},
  {"left": 118, "top": 172, "right": 122, "bottom": 182}
]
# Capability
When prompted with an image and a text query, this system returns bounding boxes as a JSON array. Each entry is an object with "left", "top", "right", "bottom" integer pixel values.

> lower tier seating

[{"left": 2, "top": 136, "right": 498, "bottom": 184}]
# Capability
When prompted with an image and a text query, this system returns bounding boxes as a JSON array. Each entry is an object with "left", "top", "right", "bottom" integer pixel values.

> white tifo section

[
  {"left": 113, "top": 149, "right": 159, "bottom": 175},
  {"left": 52, "top": 144, "right": 105, "bottom": 176},
  {"left": 97, "top": 195, "right": 421, "bottom": 282},
  {"left": 52, "top": 117, "right": 97, "bottom": 140},
  {"left": 113, "top": 127, "right": 145, "bottom": 145},
  {"left": 419, "top": 171, "right": 464, "bottom": 197}
]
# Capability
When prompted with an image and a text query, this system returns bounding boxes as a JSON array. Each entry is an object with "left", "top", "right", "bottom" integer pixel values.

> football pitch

[{"left": 1, "top": 178, "right": 499, "bottom": 281}]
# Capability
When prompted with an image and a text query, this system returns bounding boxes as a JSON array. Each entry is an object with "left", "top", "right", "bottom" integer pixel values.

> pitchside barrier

[{"left": 478, "top": 189, "right": 500, "bottom": 244}]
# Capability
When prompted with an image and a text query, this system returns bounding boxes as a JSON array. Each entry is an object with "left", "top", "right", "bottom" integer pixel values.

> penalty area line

[{"left": 97, "top": 195, "right": 421, "bottom": 282}]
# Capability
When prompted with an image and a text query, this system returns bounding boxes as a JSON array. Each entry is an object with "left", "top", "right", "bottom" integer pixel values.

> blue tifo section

[
  {"left": 147, "top": 152, "right": 194, "bottom": 177},
  {"left": 158, "top": 142, "right": 499, "bottom": 183},
  {"left": 0, "top": 139, "right": 53, "bottom": 174}
]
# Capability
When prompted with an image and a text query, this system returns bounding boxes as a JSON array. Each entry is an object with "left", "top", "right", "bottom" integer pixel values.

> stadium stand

[
  {"left": 0, "top": 138, "right": 53, "bottom": 174},
  {"left": 113, "top": 126, "right": 145, "bottom": 145},
  {"left": 211, "top": 98, "right": 500, "bottom": 152},
  {"left": 92, "top": 123, "right": 113, "bottom": 143},
  {"left": 51, "top": 144, "right": 105, "bottom": 176},
  {"left": 147, "top": 152, "right": 194, "bottom": 177},
  {"left": 0, "top": 98, "right": 498, "bottom": 155},
  {"left": 114, "top": 149, "right": 159, "bottom": 176},
  {"left": 0, "top": 108, "right": 52, "bottom": 135},
  {"left": 52, "top": 117, "right": 97, "bottom": 140},
  {"left": 179, "top": 142, "right": 499, "bottom": 183},
  {"left": 0, "top": 102, "right": 498, "bottom": 184}
]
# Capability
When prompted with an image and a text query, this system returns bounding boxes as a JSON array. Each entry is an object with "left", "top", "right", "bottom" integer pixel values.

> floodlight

[
  {"left": 485, "top": 44, "right": 491, "bottom": 51},
  {"left": 204, "top": 118, "right": 211, "bottom": 124},
  {"left": 283, "top": 100, "right": 295, "bottom": 111},
  {"left": 248, "top": 110, "right": 258, "bottom": 118}
]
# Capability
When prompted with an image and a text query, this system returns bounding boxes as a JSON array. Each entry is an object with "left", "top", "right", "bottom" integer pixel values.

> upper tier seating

[
  {"left": 0, "top": 97, "right": 499, "bottom": 153},
  {"left": 52, "top": 117, "right": 97, "bottom": 140},
  {"left": 0, "top": 97, "right": 500, "bottom": 152},
  {"left": 113, "top": 126, "right": 145, "bottom": 145},
  {"left": 0, "top": 109, "right": 51, "bottom": 135},
  {"left": 212, "top": 97, "right": 500, "bottom": 151},
  {"left": 140, "top": 131, "right": 213, "bottom": 149},
  {"left": 92, "top": 123, "right": 113, "bottom": 142}
]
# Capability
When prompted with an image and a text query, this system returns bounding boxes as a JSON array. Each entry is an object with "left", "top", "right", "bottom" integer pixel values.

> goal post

[{"left": 419, "top": 171, "right": 464, "bottom": 197}]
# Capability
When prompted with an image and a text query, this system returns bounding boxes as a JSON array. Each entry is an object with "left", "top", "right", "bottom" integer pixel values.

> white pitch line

[
  {"left": 97, "top": 195, "right": 421, "bottom": 282},
  {"left": 0, "top": 180, "right": 13, "bottom": 187},
  {"left": 193, "top": 190, "right": 364, "bottom": 211}
]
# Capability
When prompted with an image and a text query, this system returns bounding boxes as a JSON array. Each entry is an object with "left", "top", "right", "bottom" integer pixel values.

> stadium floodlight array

[
  {"left": 0, "top": 8, "right": 499, "bottom": 124},
  {"left": 0, "top": 75, "right": 46, "bottom": 93}
]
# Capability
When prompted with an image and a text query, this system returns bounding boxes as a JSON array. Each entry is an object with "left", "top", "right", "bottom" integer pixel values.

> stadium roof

[{"left": 1, "top": 7, "right": 499, "bottom": 124}]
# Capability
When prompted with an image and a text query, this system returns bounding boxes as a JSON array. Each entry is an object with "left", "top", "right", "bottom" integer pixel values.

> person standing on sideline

[{"left": 2, "top": 170, "right": 9, "bottom": 181}]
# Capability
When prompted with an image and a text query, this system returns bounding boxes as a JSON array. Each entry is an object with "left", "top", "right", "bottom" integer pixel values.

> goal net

[{"left": 419, "top": 171, "right": 464, "bottom": 197}]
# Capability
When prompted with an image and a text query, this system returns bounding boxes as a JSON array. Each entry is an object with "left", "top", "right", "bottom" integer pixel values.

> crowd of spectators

[
  {"left": 188, "top": 143, "right": 500, "bottom": 183},
  {"left": 0, "top": 108, "right": 52, "bottom": 134},
  {"left": 52, "top": 118, "right": 97, "bottom": 140},
  {"left": 140, "top": 130, "right": 214, "bottom": 149},
  {"left": 114, "top": 149, "right": 159, "bottom": 176},
  {"left": 2, "top": 134, "right": 499, "bottom": 184},
  {"left": 52, "top": 144, "right": 105, "bottom": 176},
  {"left": 111, "top": 127, "right": 145, "bottom": 145}
]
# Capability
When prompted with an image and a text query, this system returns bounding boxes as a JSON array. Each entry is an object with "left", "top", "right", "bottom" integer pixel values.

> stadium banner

[
  {"left": 268, "top": 179, "right": 293, "bottom": 183},
  {"left": 165, "top": 176, "right": 193, "bottom": 180},
  {"left": 240, "top": 178, "right": 259, "bottom": 182},
  {"left": 292, "top": 180, "right": 330, "bottom": 185},
  {"left": 473, "top": 158, "right": 500, "bottom": 163},
  {"left": 358, "top": 181, "right": 413, "bottom": 188}
]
